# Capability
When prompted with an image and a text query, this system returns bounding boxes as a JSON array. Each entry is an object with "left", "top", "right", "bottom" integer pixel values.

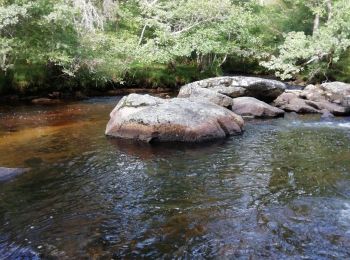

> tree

[
  {"left": 134, "top": 0, "right": 261, "bottom": 71},
  {"left": 261, "top": 0, "right": 350, "bottom": 81}
]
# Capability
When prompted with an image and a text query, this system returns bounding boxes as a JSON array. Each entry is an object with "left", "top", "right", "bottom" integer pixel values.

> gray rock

[
  {"left": 285, "top": 89, "right": 303, "bottom": 96},
  {"left": 273, "top": 93, "right": 320, "bottom": 114},
  {"left": 0, "top": 167, "right": 30, "bottom": 182},
  {"left": 284, "top": 112, "right": 299, "bottom": 120},
  {"left": 232, "top": 97, "right": 284, "bottom": 118},
  {"left": 312, "top": 100, "right": 350, "bottom": 116},
  {"left": 300, "top": 84, "right": 326, "bottom": 102},
  {"left": 105, "top": 94, "right": 244, "bottom": 143},
  {"left": 300, "top": 83, "right": 350, "bottom": 109},
  {"left": 321, "top": 109, "right": 335, "bottom": 119},
  {"left": 274, "top": 92, "right": 350, "bottom": 115},
  {"left": 178, "top": 85, "right": 233, "bottom": 108},
  {"left": 181, "top": 76, "right": 287, "bottom": 102},
  {"left": 320, "top": 82, "right": 350, "bottom": 107}
]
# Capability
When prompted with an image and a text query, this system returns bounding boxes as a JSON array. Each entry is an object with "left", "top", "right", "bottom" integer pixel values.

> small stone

[{"left": 321, "top": 110, "right": 335, "bottom": 119}]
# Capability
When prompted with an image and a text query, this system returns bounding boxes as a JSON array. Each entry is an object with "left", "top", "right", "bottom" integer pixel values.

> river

[{"left": 0, "top": 96, "right": 350, "bottom": 258}]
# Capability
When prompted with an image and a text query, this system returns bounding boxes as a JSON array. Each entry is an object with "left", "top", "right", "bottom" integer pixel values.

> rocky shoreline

[
  {"left": 105, "top": 76, "right": 350, "bottom": 143},
  {"left": 0, "top": 87, "right": 174, "bottom": 105}
]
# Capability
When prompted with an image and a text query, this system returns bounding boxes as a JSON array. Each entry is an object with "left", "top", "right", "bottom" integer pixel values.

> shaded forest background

[{"left": 1, "top": 0, "right": 350, "bottom": 95}]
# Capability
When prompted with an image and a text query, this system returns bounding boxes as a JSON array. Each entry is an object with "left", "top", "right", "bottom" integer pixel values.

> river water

[{"left": 0, "top": 97, "right": 350, "bottom": 259}]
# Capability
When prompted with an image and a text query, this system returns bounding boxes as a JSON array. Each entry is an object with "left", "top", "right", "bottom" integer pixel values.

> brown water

[{"left": 0, "top": 97, "right": 350, "bottom": 259}]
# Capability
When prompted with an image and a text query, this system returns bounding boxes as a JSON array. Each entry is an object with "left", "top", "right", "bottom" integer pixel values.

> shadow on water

[
  {"left": 0, "top": 98, "right": 350, "bottom": 258},
  {"left": 108, "top": 138, "right": 231, "bottom": 160}
]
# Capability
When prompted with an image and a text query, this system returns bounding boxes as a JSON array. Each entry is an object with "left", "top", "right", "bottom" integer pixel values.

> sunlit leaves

[{"left": 261, "top": 0, "right": 350, "bottom": 80}]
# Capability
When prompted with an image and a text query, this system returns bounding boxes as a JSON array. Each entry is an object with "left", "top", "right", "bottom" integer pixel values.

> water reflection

[{"left": 0, "top": 98, "right": 349, "bottom": 258}]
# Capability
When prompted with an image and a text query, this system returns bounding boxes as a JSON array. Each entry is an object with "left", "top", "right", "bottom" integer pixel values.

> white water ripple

[{"left": 289, "top": 121, "right": 350, "bottom": 129}]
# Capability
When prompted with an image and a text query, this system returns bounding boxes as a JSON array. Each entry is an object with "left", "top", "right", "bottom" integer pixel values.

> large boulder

[
  {"left": 232, "top": 97, "right": 285, "bottom": 118},
  {"left": 177, "top": 85, "right": 233, "bottom": 108},
  {"left": 320, "top": 82, "right": 350, "bottom": 107},
  {"left": 181, "top": 76, "right": 287, "bottom": 102},
  {"left": 105, "top": 94, "right": 244, "bottom": 143},
  {"left": 0, "top": 167, "right": 29, "bottom": 182}
]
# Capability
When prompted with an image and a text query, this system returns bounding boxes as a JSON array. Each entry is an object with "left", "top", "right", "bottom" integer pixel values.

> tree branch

[{"left": 138, "top": 24, "right": 148, "bottom": 45}]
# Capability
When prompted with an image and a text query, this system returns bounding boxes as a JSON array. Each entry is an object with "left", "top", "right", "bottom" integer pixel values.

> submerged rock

[
  {"left": 321, "top": 109, "right": 335, "bottom": 119},
  {"left": 0, "top": 167, "right": 29, "bottom": 182},
  {"left": 0, "top": 243, "right": 39, "bottom": 259},
  {"left": 177, "top": 85, "right": 233, "bottom": 108},
  {"left": 105, "top": 94, "right": 244, "bottom": 143},
  {"left": 31, "top": 98, "right": 61, "bottom": 105},
  {"left": 232, "top": 97, "right": 285, "bottom": 118},
  {"left": 181, "top": 76, "right": 287, "bottom": 102}
]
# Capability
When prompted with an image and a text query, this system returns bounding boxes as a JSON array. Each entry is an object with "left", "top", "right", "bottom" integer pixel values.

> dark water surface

[{"left": 0, "top": 97, "right": 350, "bottom": 259}]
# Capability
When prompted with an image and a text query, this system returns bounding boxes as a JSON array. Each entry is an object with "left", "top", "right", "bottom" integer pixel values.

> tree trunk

[
  {"left": 313, "top": 13, "right": 320, "bottom": 35},
  {"left": 138, "top": 24, "right": 147, "bottom": 45},
  {"left": 325, "top": 0, "right": 333, "bottom": 21}
]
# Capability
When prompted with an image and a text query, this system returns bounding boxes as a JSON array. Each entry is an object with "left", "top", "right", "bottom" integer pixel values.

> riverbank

[
  {"left": 0, "top": 87, "right": 177, "bottom": 106},
  {"left": 0, "top": 78, "right": 297, "bottom": 107},
  {"left": 0, "top": 64, "right": 294, "bottom": 104},
  {"left": 0, "top": 63, "right": 218, "bottom": 98}
]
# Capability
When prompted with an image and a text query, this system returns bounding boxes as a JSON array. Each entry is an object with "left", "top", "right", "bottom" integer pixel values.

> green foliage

[
  {"left": 329, "top": 49, "right": 350, "bottom": 82},
  {"left": 261, "top": 0, "right": 350, "bottom": 81},
  {"left": 126, "top": 63, "right": 218, "bottom": 88},
  {"left": 1, "top": 0, "right": 350, "bottom": 94}
]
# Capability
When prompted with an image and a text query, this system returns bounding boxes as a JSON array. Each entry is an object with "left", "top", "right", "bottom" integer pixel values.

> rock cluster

[
  {"left": 273, "top": 83, "right": 350, "bottom": 116},
  {"left": 177, "top": 77, "right": 286, "bottom": 119},
  {"left": 106, "top": 77, "right": 350, "bottom": 143}
]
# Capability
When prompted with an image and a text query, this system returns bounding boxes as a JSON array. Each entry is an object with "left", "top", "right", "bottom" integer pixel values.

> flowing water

[{"left": 0, "top": 97, "right": 350, "bottom": 259}]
